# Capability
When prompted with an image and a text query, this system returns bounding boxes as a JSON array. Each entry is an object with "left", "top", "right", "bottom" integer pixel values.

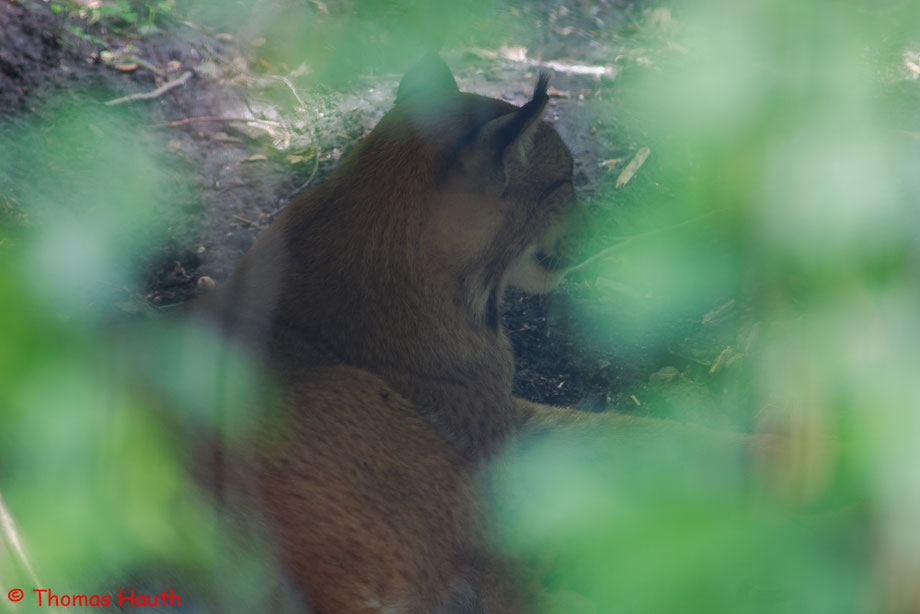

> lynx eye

[{"left": 538, "top": 178, "right": 571, "bottom": 203}]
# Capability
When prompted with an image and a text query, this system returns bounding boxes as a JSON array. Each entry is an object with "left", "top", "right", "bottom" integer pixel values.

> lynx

[{"left": 192, "top": 54, "right": 697, "bottom": 612}]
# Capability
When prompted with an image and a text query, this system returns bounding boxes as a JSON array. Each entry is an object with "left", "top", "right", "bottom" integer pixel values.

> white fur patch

[{"left": 505, "top": 241, "right": 565, "bottom": 294}]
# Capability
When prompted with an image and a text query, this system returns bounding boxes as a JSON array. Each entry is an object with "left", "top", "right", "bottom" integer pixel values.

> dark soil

[{"left": 2, "top": 0, "right": 728, "bottom": 417}]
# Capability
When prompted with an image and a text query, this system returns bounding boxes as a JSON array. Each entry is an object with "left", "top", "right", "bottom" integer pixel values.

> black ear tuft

[
  {"left": 456, "top": 72, "right": 550, "bottom": 185},
  {"left": 491, "top": 72, "right": 550, "bottom": 160},
  {"left": 396, "top": 52, "right": 460, "bottom": 103},
  {"left": 533, "top": 72, "right": 550, "bottom": 108}
]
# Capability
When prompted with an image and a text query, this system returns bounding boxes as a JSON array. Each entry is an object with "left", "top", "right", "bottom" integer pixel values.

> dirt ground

[{"left": 2, "top": 0, "right": 723, "bottom": 415}]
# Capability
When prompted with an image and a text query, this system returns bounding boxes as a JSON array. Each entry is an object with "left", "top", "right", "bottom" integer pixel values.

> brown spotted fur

[{"left": 191, "top": 54, "right": 685, "bottom": 613}]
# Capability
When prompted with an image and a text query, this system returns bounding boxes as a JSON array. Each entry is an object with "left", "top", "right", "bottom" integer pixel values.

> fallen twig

[
  {"left": 207, "top": 48, "right": 307, "bottom": 111},
  {"left": 232, "top": 214, "right": 259, "bottom": 228},
  {"left": 0, "top": 492, "right": 55, "bottom": 613},
  {"left": 149, "top": 116, "right": 283, "bottom": 129},
  {"left": 570, "top": 208, "right": 728, "bottom": 272},
  {"left": 291, "top": 149, "right": 321, "bottom": 196},
  {"left": 104, "top": 71, "right": 192, "bottom": 106},
  {"left": 269, "top": 74, "right": 307, "bottom": 110},
  {"left": 271, "top": 146, "right": 322, "bottom": 217}
]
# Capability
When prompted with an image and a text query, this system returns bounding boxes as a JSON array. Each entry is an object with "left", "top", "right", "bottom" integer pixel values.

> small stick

[
  {"left": 207, "top": 48, "right": 307, "bottom": 110},
  {"left": 269, "top": 74, "right": 307, "bottom": 110},
  {"left": 149, "top": 116, "right": 283, "bottom": 129},
  {"left": 570, "top": 208, "right": 727, "bottom": 272},
  {"left": 0, "top": 492, "right": 60, "bottom": 613},
  {"left": 232, "top": 214, "right": 259, "bottom": 227},
  {"left": 272, "top": 144, "right": 322, "bottom": 217},
  {"left": 290, "top": 147, "right": 321, "bottom": 196},
  {"left": 104, "top": 71, "right": 192, "bottom": 106}
]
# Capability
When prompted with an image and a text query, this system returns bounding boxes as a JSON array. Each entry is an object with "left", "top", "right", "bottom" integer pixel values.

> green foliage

[
  {"left": 491, "top": 0, "right": 920, "bottom": 611},
  {"left": 178, "top": 0, "right": 512, "bottom": 83},
  {"left": 3, "top": 0, "right": 919, "bottom": 611},
  {"left": 45, "top": 0, "right": 175, "bottom": 42},
  {"left": 0, "top": 106, "right": 264, "bottom": 601},
  {"left": 494, "top": 433, "right": 870, "bottom": 613}
]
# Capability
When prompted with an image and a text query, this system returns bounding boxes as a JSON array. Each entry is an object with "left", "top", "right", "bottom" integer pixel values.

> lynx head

[{"left": 392, "top": 54, "right": 593, "bottom": 326}]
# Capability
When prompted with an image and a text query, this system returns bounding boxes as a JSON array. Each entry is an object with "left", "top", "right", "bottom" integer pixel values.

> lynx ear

[
  {"left": 396, "top": 52, "right": 459, "bottom": 103},
  {"left": 464, "top": 74, "right": 550, "bottom": 184}
]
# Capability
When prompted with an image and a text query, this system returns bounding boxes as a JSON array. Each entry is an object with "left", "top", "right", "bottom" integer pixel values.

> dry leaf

[
  {"left": 212, "top": 132, "right": 243, "bottom": 144},
  {"left": 195, "top": 59, "right": 221, "bottom": 79},
  {"left": 709, "top": 347, "right": 733, "bottom": 374},
  {"left": 702, "top": 298, "right": 735, "bottom": 325},
  {"left": 467, "top": 47, "right": 499, "bottom": 60},
  {"left": 903, "top": 51, "right": 920, "bottom": 78},
  {"left": 499, "top": 45, "right": 527, "bottom": 62},
  {"left": 290, "top": 62, "right": 312, "bottom": 78},
  {"left": 649, "top": 7, "right": 675, "bottom": 33},
  {"left": 743, "top": 323, "right": 760, "bottom": 353},
  {"left": 615, "top": 147, "right": 650, "bottom": 188},
  {"left": 649, "top": 366, "right": 679, "bottom": 385},
  {"left": 245, "top": 154, "right": 268, "bottom": 163}
]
